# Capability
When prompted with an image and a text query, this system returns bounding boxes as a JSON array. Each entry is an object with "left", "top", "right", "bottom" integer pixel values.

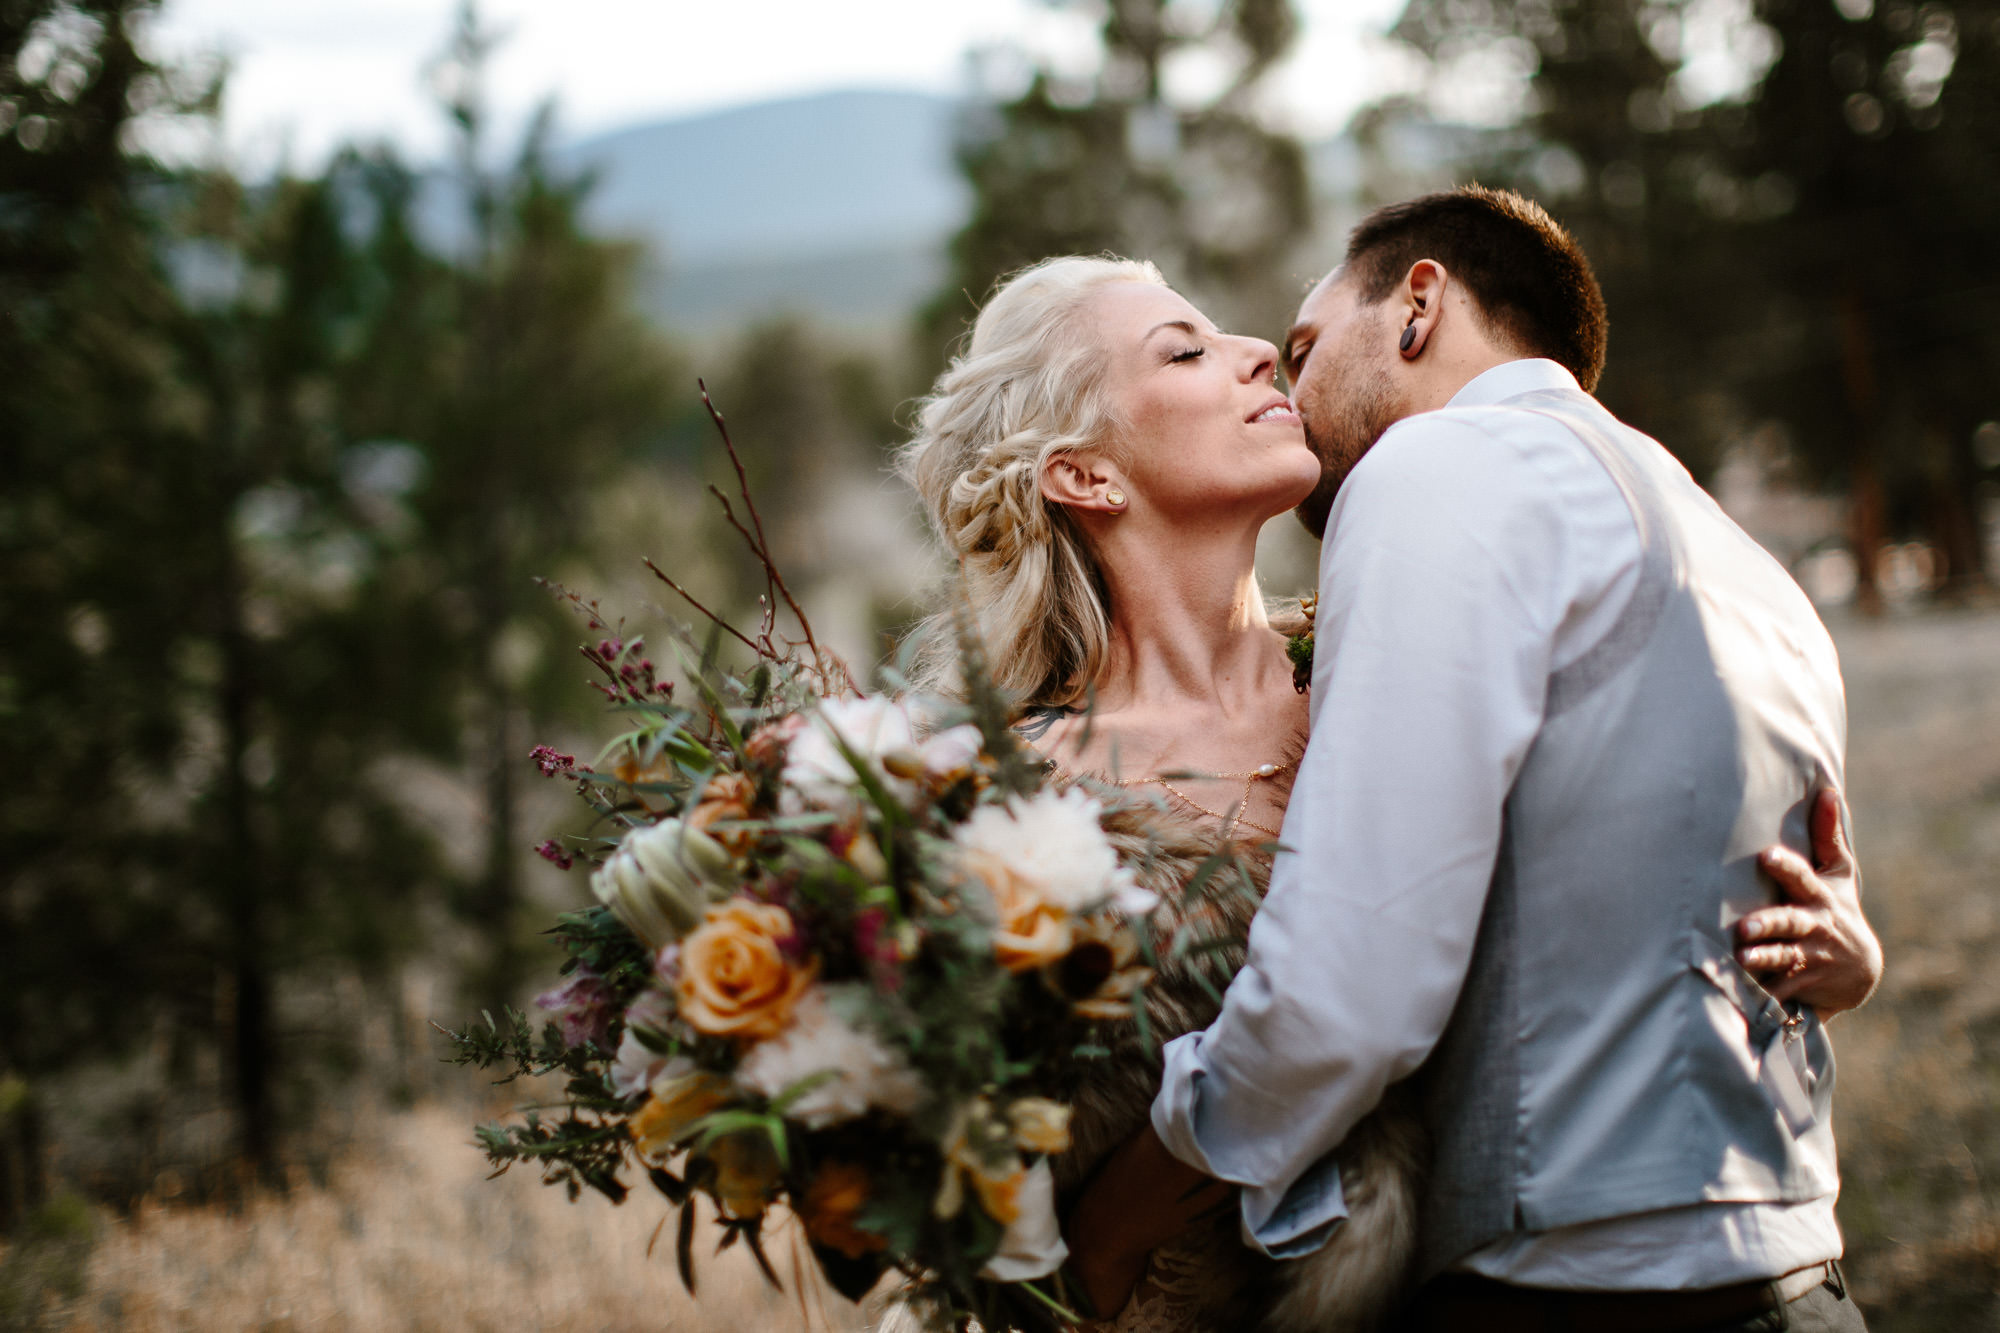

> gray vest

[{"left": 1417, "top": 388, "right": 1846, "bottom": 1274}]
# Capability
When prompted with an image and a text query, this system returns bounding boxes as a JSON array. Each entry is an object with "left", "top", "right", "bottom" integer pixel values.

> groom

[{"left": 1067, "top": 187, "right": 1879, "bottom": 1330}]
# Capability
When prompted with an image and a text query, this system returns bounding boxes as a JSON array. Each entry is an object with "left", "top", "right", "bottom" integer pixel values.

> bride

[{"left": 894, "top": 256, "right": 1877, "bottom": 1331}]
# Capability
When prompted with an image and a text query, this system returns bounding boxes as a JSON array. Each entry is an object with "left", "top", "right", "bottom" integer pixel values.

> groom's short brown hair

[{"left": 1344, "top": 186, "right": 1607, "bottom": 392}]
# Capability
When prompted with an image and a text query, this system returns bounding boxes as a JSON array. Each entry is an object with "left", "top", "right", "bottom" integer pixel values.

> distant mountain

[
  {"left": 558, "top": 88, "right": 1475, "bottom": 338},
  {"left": 564, "top": 89, "right": 966, "bottom": 334}
]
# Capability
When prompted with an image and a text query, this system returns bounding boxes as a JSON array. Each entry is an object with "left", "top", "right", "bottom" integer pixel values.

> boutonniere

[{"left": 1286, "top": 594, "right": 1316, "bottom": 695}]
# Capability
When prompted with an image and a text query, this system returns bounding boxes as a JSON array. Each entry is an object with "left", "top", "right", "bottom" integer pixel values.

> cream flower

[
  {"left": 608, "top": 991, "right": 677, "bottom": 1099},
  {"left": 735, "top": 984, "right": 924, "bottom": 1127},
  {"left": 978, "top": 1158, "right": 1070, "bottom": 1281},
  {"left": 953, "top": 787, "right": 1156, "bottom": 918},
  {"left": 592, "top": 818, "right": 733, "bottom": 948},
  {"left": 1006, "top": 1097, "right": 1073, "bottom": 1155}
]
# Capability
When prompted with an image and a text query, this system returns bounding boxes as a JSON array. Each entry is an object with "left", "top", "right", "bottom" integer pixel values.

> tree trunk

[
  {"left": 217, "top": 517, "right": 275, "bottom": 1179},
  {"left": 1839, "top": 282, "right": 1885, "bottom": 615},
  {"left": 1930, "top": 425, "right": 1990, "bottom": 599}
]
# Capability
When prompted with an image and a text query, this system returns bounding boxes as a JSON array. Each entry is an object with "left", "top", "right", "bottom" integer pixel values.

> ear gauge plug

[{"left": 1399, "top": 325, "right": 1418, "bottom": 353}]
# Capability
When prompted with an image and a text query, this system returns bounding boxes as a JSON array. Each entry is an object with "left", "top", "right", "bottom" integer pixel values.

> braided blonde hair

[{"left": 899, "top": 255, "right": 1167, "bottom": 709}]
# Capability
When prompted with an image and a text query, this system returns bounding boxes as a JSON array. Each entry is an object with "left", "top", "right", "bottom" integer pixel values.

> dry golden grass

[
  {"left": 1814, "top": 607, "right": 2000, "bottom": 1328},
  {"left": 42, "top": 1106, "right": 867, "bottom": 1333}
]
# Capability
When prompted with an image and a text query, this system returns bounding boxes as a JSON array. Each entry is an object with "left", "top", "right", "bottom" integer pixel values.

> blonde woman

[{"left": 896, "top": 255, "right": 1876, "bottom": 1332}]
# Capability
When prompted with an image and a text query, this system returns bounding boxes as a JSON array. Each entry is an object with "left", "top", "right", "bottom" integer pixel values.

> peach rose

[
  {"left": 614, "top": 747, "right": 677, "bottom": 813},
  {"left": 963, "top": 852, "right": 1074, "bottom": 973},
  {"left": 688, "top": 772, "right": 759, "bottom": 855},
  {"left": 675, "top": 901, "right": 815, "bottom": 1040}
]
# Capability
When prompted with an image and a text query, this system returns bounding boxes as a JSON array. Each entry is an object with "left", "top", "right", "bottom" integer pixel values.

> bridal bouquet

[{"left": 445, "top": 391, "right": 1175, "bottom": 1331}]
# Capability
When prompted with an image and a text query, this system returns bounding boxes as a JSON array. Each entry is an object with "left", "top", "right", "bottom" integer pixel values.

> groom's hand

[
  {"left": 1738, "top": 787, "right": 1883, "bottom": 1013},
  {"left": 1062, "top": 1124, "right": 1232, "bottom": 1322}
]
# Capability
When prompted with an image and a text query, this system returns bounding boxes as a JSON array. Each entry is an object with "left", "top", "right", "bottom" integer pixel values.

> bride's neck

[{"left": 1088, "top": 518, "right": 1279, "bottom": 712}]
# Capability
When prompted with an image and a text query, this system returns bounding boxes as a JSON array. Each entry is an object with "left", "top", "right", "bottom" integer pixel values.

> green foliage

[
  {"left": 442, "top": 1006, "right": 631, "bottom": 1203},
  {"left": 0, "top": 1192, "right": 96, "bottom": 1330},
  {"left": 0, "top": 0, "right": 685, "bottom": 1182}
]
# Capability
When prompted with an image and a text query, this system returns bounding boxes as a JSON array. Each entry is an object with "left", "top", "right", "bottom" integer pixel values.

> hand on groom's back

[{"left": 1737, "top": 787, "right": 1883, "bottom": 1014}]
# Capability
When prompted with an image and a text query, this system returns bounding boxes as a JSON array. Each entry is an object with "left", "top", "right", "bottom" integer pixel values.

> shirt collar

[{"left": 1446, "top": 358, "right": 1581, "bottom": 409}]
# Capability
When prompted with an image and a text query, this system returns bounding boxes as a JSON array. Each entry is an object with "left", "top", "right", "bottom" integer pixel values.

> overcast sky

[{"left": 141, "top": 0, "right": 1418, "bottom": 167}]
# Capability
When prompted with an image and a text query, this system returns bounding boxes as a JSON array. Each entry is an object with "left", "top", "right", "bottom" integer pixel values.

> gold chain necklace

[{"left": 1113, "top": 760, "right": 1293, "bottom": 840}]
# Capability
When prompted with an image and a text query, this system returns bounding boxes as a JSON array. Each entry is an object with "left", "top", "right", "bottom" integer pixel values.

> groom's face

[{"left": 1283, "top": 270, "right": 1404, "bottom": 539}]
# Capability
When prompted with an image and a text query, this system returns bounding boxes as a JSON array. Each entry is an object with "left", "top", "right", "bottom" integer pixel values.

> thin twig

[
  {"left": 697, "top": 379, "right": 830, "bottom": 676},
  {"left": 641, "top": 556, "right": 765, "bottom": 658}
]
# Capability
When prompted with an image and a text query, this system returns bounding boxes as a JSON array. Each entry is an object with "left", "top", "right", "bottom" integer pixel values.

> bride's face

[{"left": 1087, "top": 283, "right": 1320, "bottom": 525}]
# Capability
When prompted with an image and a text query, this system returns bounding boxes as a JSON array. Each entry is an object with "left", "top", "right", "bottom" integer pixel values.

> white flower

[
  {"left": 781, "top": 695, "right": 921, "bottom": 810},
  {"left": 978, "top": 1158, "right": 1070, "bottom": 1282},
  {"left": 591, "top": 818, "right": 733, "bottom": 949},
  {"left": 734, "top": 985, "right": 924, "bottom": 1128},
  {"left": 917, "top": 724, "right": 983, "bottom": 777},
  {"left": 608, "top": 992, "right": 679, "bottom": 1099},
  {"left": 780, "top": 697, "right": 985, "bottom": 813},
  {"left": 952, "top": 787, "right": 1156, "bottom": 917}
]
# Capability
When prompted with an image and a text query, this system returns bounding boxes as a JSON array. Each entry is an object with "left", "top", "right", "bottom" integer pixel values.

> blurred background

[{"left": 3, "top": 0, "right": 1997, "bottom": 1328}]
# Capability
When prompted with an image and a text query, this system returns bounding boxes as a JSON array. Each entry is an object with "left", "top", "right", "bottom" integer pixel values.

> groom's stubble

[{"left": 1292, "top": 353, "right": 1401, "bottom": 541}]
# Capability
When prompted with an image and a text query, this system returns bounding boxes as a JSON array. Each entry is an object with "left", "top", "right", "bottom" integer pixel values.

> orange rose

[
  {"left": 799, "top": 1162, "right": 888, "bottom": 1259},
  {"left": 675, "top": 901, "right": 815, "bottom": 1040},
  {"left": 963, "top": 853, "right": 1073, "bottom": 973}
]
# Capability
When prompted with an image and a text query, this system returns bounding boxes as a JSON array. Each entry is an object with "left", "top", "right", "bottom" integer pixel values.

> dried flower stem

[
  {"left": 697, "top": 380, "right": 834, "bottom": 681},
  {"left": 641, "top": 557, "right": 765, "bottom": 658}
]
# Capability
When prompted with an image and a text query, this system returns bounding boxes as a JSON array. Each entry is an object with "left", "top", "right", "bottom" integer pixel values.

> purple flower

[
  {"left": 853, "top": 906, "right": 905, "bottom": 993},
  {"left": 535, "top": 968, "right": 617, "bottom": 1048},
  {"left": 533, "top": 838, "right": 575, "bottom": 870},
  {"left": 529, "top": 745, "right": 576, "bottom": 778}
]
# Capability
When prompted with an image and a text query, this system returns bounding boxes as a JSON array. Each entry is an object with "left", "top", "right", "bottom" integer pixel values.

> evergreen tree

[
  {"left": 420, "top": 4, "right": 681, "bottom": 1002},
  {"left": 2, "top": 0, "right": 680, "bottom": 1196},
  {"left": 1382, "top": 0, "right": 1999, "bottom": 603}
]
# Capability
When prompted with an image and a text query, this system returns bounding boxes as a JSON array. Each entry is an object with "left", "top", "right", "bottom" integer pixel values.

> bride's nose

[{"left": 1235, "top": 335, "right": 1280, "bottom": 385}]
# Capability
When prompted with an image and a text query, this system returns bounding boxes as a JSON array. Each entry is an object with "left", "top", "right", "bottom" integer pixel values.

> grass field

[{"left": 5, "top": 607, "right": 1997, "bottom": 1331}]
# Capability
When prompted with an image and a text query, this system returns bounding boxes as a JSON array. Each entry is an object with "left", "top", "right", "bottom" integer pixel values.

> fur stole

[{"left": 1052, "top": 790, "right": 1428, "bottom": 1333}]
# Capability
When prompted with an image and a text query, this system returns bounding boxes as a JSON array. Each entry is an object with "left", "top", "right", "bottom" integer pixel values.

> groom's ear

[
  {"left": 1398, "top": 260, "right": 1449, "bottom": 360},
  {"left": 1040, "top": 452, "right": 1122, "bottom": 514}
]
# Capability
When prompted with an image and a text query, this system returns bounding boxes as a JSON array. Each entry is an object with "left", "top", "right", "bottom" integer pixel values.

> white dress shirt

[{"left": 1150, "top": 359, "right": 1841, "bottom": 1289}]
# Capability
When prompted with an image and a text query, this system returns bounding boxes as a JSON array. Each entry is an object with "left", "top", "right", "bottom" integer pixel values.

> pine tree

[{"left": 1381, "top": 0, "right": 1999, "bottom": 603}]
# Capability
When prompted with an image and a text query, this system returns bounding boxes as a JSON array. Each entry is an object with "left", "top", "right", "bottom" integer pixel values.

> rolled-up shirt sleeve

[{"left": 1151, "top": 411, "right": 1592, "bottom": 1256}]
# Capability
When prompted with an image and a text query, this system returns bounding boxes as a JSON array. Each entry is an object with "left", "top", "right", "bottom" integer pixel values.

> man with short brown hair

[{"left": 1076, "top": 187, "right": 1879, "bottom": 1331}]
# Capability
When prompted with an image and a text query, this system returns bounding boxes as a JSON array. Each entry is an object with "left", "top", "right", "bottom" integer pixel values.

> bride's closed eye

[{"left": 1169, "top": 345, "right": 1205, "bottom": 364}]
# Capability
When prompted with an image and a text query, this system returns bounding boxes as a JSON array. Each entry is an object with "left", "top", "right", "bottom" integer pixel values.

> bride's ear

[{"left": 1040, "top": 452, "right": 1127, "bottom": 515}]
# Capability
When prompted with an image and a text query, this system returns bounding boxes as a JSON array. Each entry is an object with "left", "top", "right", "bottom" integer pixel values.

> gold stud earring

[{"left": 1106, "top": 488, "right": 1127, "bottom": 508}]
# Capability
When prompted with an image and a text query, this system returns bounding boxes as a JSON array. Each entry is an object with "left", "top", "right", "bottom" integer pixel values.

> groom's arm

[{"left": 1146, "top": 408, "right": 1636, "bottom": 1256}]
